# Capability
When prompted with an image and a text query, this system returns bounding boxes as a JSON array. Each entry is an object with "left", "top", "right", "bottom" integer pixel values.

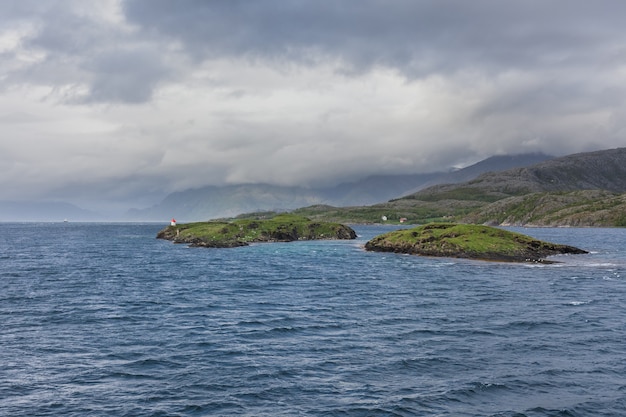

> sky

[{"left": 2, "top": 0, "right": 626, "bottom": 212}]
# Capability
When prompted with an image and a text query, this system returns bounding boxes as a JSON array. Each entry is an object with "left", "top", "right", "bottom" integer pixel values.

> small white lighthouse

[{"left": 170, "top": 218, "right": 177, "bottom": 226}]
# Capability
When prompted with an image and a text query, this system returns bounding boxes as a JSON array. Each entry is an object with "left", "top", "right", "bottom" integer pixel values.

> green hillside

[
  {"left": 289, "top": 148, "right": 626, "bottom": 226},
  {"left": 462, "top": 190, "right": 626, "bottom": 227}
]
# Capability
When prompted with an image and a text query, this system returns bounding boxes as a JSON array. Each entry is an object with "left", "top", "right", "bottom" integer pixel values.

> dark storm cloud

[
  {"left": 6, "top": 0, "right": 626, "bottom": 104},
  {"left": 122, "top": 0, "right": 626, "bottom": 77},
  {"left": 1, "top": 0, "right": 174, "bottom": 103},
  {"left": 84, "top": 47, "right": 172, "bottom": 103}
]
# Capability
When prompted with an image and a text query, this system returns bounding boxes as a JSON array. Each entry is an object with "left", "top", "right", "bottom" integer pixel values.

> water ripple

[{"left": 1, "top": 223, "right": 625, "bottom": 416}]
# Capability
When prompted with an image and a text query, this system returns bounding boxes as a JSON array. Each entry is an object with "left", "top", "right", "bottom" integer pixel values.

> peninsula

[
  {"left": 364, "top": 223, "right": 587, "bottom": 263},
  {"left": 157, "top": 214, "right": 357, "bottom": 248}
]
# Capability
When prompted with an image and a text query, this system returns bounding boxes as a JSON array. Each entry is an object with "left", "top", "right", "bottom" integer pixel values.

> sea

[{"left": 1, "top": 222, "right": 625, "bottom": 417}]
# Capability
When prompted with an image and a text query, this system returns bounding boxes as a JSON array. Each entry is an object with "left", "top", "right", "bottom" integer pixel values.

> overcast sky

[{"left": 2, "top": 0, "right": 626, "bottom": 210}]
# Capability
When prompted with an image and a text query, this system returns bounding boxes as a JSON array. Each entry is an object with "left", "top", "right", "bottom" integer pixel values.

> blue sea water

[{"left": 1, "top": 223, "right": 625, "bottom": 417}]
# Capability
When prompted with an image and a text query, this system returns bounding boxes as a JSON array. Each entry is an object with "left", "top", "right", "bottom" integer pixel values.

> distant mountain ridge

[
  {"left": 126, "top": 178, "right": 440, "bottom": 222},
  {"left": 290, "top": 147, "right": 626, "bottom": 227},
  {"left": 127, "top": 152, "right": 553, "bottom": 221},
  {"left": 402, "top": 153, "right": 554, "bottom": 195},
  {"left": 405, "top": 147, "right": 626, "bottom": 201},
  {"left": 0, "top": 201, "right": 101, "bottom": 222}
]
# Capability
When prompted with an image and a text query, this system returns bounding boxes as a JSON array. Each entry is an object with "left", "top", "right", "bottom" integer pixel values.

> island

[
  {"left": 364, "top": 223, "right": 587, "bottom": 263},
  {"left": 156, "top": 214, "right": 357, "bottom": 248}
]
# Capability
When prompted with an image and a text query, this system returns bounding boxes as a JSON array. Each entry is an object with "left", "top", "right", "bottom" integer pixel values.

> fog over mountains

[
  {"left": 5, "top": 147, "right": 626, "bottom": 224},
  {"left": 1, "top": 152, "right": 552, "bottom": 222},
  {"left": 126, "top": 153, "right": 553, "bottom": 222}
]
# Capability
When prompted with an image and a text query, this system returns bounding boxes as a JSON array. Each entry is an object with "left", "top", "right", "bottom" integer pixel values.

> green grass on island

[
  {"left": 157, "top": 214, "right": 357, "bottom": 248},
  {"left": 365, "top": 223, "right": 587, "bottom": 263}
]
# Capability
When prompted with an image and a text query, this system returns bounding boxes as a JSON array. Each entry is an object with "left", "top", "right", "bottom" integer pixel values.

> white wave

[{"left": 566, "top": 300, "right": 591, "bottom": 306}]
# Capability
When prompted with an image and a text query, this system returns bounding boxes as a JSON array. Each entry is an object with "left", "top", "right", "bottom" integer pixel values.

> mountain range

[
  {"left": 0, "top": 201, "right": 100, "bottom": 222},
  {"left": 126, "top": 153, "right": 553, "bottom": 222},
  {"left": 3, "top": 148, "right": 624, "bottom": 225},
  {"left": 290, "top": 147, "right": 626, "bottom": 227}
]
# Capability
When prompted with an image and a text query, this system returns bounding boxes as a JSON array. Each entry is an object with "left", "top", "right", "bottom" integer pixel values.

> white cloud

[{"left": 1, "top": 0, "right": 626, "bottom": 211}]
